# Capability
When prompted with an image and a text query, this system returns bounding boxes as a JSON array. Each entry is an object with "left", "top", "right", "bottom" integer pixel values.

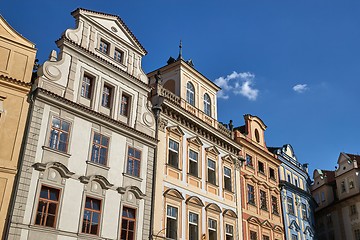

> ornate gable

[
  {"left": 167, "top": 125, "right": 184, "bottom": 137},
  {"left": 187, "top": 136, "right": 203, "bottom": 146},
  {"left": 289, "top": 220, "right": 301, "bottom": 231},
  {"left": 163, "top": 188, "right": 184, "bottom": 200},
  {"left": 205, "top": 203, "right": 222, "bottom": 213},
  {"left": 205, "top": 146, "right": 220, "bottom": 156},
  {"left": 186, "top": 196, "right": 204, "bottom": 207}
]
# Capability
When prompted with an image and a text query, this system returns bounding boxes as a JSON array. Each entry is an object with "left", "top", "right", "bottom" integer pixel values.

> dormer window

[
  {"left": 186, "top": 82, "right": 195, "bottom": 106},
  {"left": 114, "top": 48, "right": 123, "bottom": 63},
  {"left": 99, "top": 39, "right": 109, "bottom": 54},
  {"left": 204, "top": 93, "right": 211, "bottom": 116}
]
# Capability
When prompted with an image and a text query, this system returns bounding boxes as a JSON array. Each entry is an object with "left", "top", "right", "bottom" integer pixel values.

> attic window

[
  {"left": 255, "top": 129, "right": 260, "bottom": 143},
  {"left": 99, "top": 39, "right": 109, "bottom": 54}
]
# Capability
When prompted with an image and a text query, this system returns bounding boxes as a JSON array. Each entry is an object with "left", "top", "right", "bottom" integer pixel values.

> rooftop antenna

[{"left": 177, "top": 40, "right": 183, "bottom": 60}]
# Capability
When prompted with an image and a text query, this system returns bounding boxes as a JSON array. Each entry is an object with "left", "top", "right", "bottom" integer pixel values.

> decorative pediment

[
  {"left": 117, "top": 186, "right": 146, "bottom": 199},
  {"left": 187, "top": 136, "right": 203, "bottom": 146},
  {"left": 273, "top": 225, "right": 284, "bottom": 233},
  {"left": 223, "top": 209, "right": 238, "bottom": 218},
  {"left": 167, "top": 125, "right": 184, "bottom": 136},
  {"left": 289, "top": 220, "right": 301, "bottom": 231},
  {"left": 205, "top": 203, "right": 222, "bottom": 213},
  {"left": 222, "top": 154, "right": 237, "bottom": 165},
  {"left": 205, "top": 146, "right": 220, "bottom": 156},
  {"left": 304, "top": 226, "right": 314, "bottom": 237},
  {"left": 186, "top": 196, "right": 204, "bottom": 207},
  {"left": 163, "top": 188, "right": 184, "bottom": 200},
  {"left": 33, "top": 162, "right": 75, "bottom": 179},
  {"left": 247, "top": 216, "right": 261, "bottom": 225},
  {"left": 261, "top": 220, "right": 273, "bottom": 229},
  {"left": 244, "top": 174, "right": 259, "bottom": 184},
  {"left": 79, "top": 175, "right": 113, "bottom": 190}
]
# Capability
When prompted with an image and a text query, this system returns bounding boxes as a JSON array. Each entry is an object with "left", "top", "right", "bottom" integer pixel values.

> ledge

[
  {"left": 86, "top": 160, "right": 110, "bottom": 170},
  {"left": 42, "top": 146, "right": 71, "bottom": 158}
]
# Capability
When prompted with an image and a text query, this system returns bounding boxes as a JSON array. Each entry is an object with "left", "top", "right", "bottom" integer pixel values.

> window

[
  {"left": 121, "top": 207, "right": 136, "bottom": 240},
  {"left": 246, "top": 154, "right": 253, "bottom": 167},
  {"left": 326, "top": 213, "right": 332, "bottom": 225},
  {"left": 186, "top": 82, "right": 195, "bottom": 106},
  {"left": 81, "top": 74, "right": 93, "bottom": 99},
  {"left": 168, "top": 139, "right": 179, "bottom": 168},
  {"left": 287, "top": 174, "right": 291, "bottom": 183},
  {"left": 225, "top": 224, "right": 234, "bottom": 240},
  {"left": 260, "top": 190, "right": 267, "bottom": 210},
  {"left": 291, "top": 234, "right": 298, "bottom": 240},
  {"left": 102, "top": 84, "right": 112, "bottom": 108},
  {"left": 263, "top": 235, "right": 270, "bottom": 240},
  {"left": 189, "top": 212, "right": 198, "bottom": 240},
  {"left": 355, "top": 229, "right": 360, "bottom": 240},
  {"left": 315, "top": 194, "right": 320, "bottom": 204},
  {"left": 255, "top": 129, "right": 260, "bottom": 143},
  {"left": 302, "top": 203, "right": 308, "bottom": 220},
  {"left": 166, "top": 205, "right": 178, "bottom": 239},
  {"left": 321, "top": 192, "right": 325, "bottom": 202},
  {"left": 99, "top": 39, "right": 109, "bottom": 54},
  {"left": 272, "top": 196, "right": 279, "bottom": 214},
  {"left": 49, "top": 117, "right": 70, "bottom": 153},
  {"left": 250, "top": 231, "right": 257, "bottom": 240},
  {"left": 120, "top": 94, "right": 130, "bottom": 117},
  {"left": 189, "top": 150, "right": 198, "bottom": 177},
  {"left": 341, "top": 181, "right": 346, "bottom": 193},
  {"left": 207, "top": 159, "right": 216, "bottom": 185},
  {"left": 248, "top": 184, "right": 255, "bottom": 205},
  {"left": 208, "top": 218, "right": 217, "bottom": 240},
  {"left": 350, "top": 179, "right": 355, "bottom": 189},
  {"left": 258, "top": 161, "right": 264, "bottom": 174},
  {"left": 350, "top": 205, "right": 357, "bottom": 215},
  {"left": 295, "top": 179, "right": 298, "bottom": 187},
  {"left": 91, "top": 133, "right": 109, "bottom": 165},
  {"left": 82, "top": 197, "right": 101, "bottom": 235},
  {"left": 224, "top": 167, "right": 232, "bottom": 191},
  {"left": 204, "top": 93, "right": 211, "bottom": 116},
  {"left": 127, "top": 147, "right": 141, "bottom": 177},
  {"left": 35, "top": 186, "right": 60, "bottom": 228},
  {"left": 269, "top": 168, "right": 276, "bottom": 180},
  {"left": 287, "top": 197, "right": 294, "bottom": 214},
  {"left": 114, "top": 48, "right": 123, "bottom": 63}
]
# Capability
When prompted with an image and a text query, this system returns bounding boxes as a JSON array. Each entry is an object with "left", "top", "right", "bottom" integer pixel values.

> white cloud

[
  {"left": 293, "top": 84, "right": 308, "bottom": 93},
  {"left": 214, "top": 71, "right": 259, "bottom": 101}
]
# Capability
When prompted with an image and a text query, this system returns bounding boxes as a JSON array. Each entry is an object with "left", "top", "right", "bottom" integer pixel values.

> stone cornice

[
  {"left": 279, "top": 180, "right": 314, "bottom": 201},
  {"left": 0, "top": 74, "right": 31, "bottom": 92}
]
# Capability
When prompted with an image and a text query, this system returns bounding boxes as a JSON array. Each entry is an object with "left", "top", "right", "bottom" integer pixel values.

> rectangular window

[
  {"left": 208, "top": 218, "right": 217, "bottom": 240},
  {"left": 207, "top": 159, "right": 216, "bottom": 185},
  {"left": 224, "top": 167, "right": 232, "bottom": 191},
  {"left": 321, "top": 192, "right": 325, "bottom": 202},
  {"left": 250, "top": 231, "right": 257, "bottom": 240},
  {"left": 49, "top": 117, "right": 71, "bottom": 153},
  {"left": 81, "top": 74, "right": 93, "bottom": 99},
  {"left": 355, "top": 229, "right": 360, "bottom": 240},
  {"left": 225, "top": 224, "right": 234, "bottom": 240},
  {"left": 91, "top": 132, "right": 109, "bottom": 165},
  {"left": 341, "top": 181, "right": 346, "bottom": 193},
  {"left": 295, "top": 179, "right": 298, "bottom": 187},
  {"left": 120, "top": 94, "right": 130, "bottom": 117},
  {"left": 189, "top": 212, "right": 198, "bottom": 240},
  {"left": 189, "top": 149, "right": 198, "bottom": 177},
  {"left": 127, "top": 147, "right": 141, "bottom": 177},
  {"left": 302, "top": 203, "right": 308, "bottom": 220},
  {"left": 121, "top": 207, "right": 136, "bottom": 240},
  {"left": 35, "top": 186, "right": 60, "bottom": 228},
  {"left": 82, "top": 197, "right": 101, "bottom": 235},
  {"left": 263, "top": 235, "right": 270, "bottom": 240},
  {"left": 258, "top": 161, "right": 264, "bottom": 174},
  {"left": 350, "top": 205, "right": 357, "bottom": 215},
  {"left": 168, "top": 139, "right": 179, "bottom": 168},
  {"left": 99, "top": 39, "right": 109, "bottom": 54},
  {"left": 246, "top": 154, "right": 253, "bottom": 167},
  {"left": 269, "top": 168, "right": 276, "bottom": 180},
  {"left": 102, "top": 84, "right": 112, "bottom": 108},
  {"left": 248, "top": 184, "right": 255, "bottom": 205},
  {"left": 291, "top": 234, "right": 298, "bottom": 240},
  {"left": 287, "top": 197, "right": 294, "bottom": 214},
  {"left": 350, "top": 179, "right": 355, "bottom": 189},
  {"left": 114, "top": 48, "right": 123, "bottom": 63},
  {"left": 260, "top": 190, "right": 267, "bottom": 210},
  {"left": 166, "top": 205, "right": 178, "bottom": 239},
  {"left": 272, "top": 196, "right": 279, "bottom": 214},
  {"left": 326, "top": 213, "right": 332, "bottom": 225}
]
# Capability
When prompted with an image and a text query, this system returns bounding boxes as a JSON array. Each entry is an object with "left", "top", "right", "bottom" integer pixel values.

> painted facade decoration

[
  {"left": 0, "top": 16, "right": 36, "bottom": 239},
  {"left": 269, "top": 144, "right": 315, "bottom": 240},
  {"left": 6, "top": 9, "right": 157, "bottom": 240},
  {"left": 148, "top": 52, "right": 243, "bottom": 240},
  {"left": 234, "top": 115, "right": 284, "bottom": 240}
]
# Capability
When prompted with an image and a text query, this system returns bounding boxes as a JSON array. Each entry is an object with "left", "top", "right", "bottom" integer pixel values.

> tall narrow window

[
  {"left": 321, "top": 192, "right": 325, "bottom": 202},
  {"left": 291, "top": 234, "right": 298, "bottom": 240},
  {"left": 102, "top": 84, "right": 112, "bottom": 108},
  {"left": 127, "top": 147, "right": 141, "bottom": 177},
  {"left": 272, "top": 196, "right": 279, "bottom": 214},
  {"left": 302, "top": 203, "right": 308, "bottom": 220},
  {"left": 250, "top": 231, "right": 257, "bottom": 240},
  {"left": 186, "top": 82, "right": 195, "bottom": 106},
  {"left": 269, "top": 168, "right": 276, "bottom": 180},
  {"left": 258, "top": 161, "right": 264, "bottom": 174},
  {"left": 341, "top": 181, "right": 346, "bottom": 193},
  {"left": 287, "top": 197, "right": 294, "bottom": 214},
  {"left": 82, "top": 197, "right": 101, "bottom": 235},
  {"left": 99, "top": 39, "right": 109, "bottom": 54},
  {"left": 35, "top": 186, "right": 60, "bottom": 228},
  {"left": 189, "top": 212, "right": 198, "bottom": 240},
  {"left": 207, "top": 159, "right": 216, "bottom": 185},
  {"left": 204, "top": 93, "right": 211, "bottom": 116},
  {"left": 49, "top": 117, "right": 70, "bottom": 153},
  {"left": 168, "top": 139, "right": 179, "bottom": 168},
  {"left": 248, "top": 184, "right": 255, "bottom": 205},
  {"left": 81, "top": 74, "right": 93, "bottom": 99},
  {"left": 114, "top": 48, "right": 123, "bottom": 63},
  {"left": 225, "top": 224, "right": 234, "bottom": 240},
  {"left": 260, "top": 190, "right": 267, "bottom": 210},
  {"left": 166, "top": 205, "right": 178, "bottom": 239},
  {"left": 189, "top": 149, "right": 198, "bottom": 177},
  {"left": 263, "top": 235, "right": 270, "bottom": 240},
  {"left": 354, "top": 229, "right": 360, "bottom": 240},
  {"left": 224, "top": 167, "right": 232, "bottom": 191},
  {"left": 350, "top": 205, "right": 357, "bottom": 215},
  {"left": 91, "top": 133, "right": 109, "bottom": 165},
  {"left": 120, "top": 94, "right": 130, "bottom": 117},
  {"left": 121, "top": 207, "right": 136, "bottom": 240},
  {"left": 208, "top": 218, "right": 217, "bottom": 240},
  {"left": 246, "top": 154, "right": 253, "bottom": 167}
]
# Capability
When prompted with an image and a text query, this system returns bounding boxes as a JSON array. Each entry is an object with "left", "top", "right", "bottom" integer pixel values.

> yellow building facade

[{"left": 0, "top": 16, "right": 36, "bottom": 238}]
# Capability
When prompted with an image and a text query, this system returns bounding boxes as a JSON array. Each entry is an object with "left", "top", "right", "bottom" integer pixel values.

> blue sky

[{"left": 2, "top": 0, "right": 360, "bottom": 176}]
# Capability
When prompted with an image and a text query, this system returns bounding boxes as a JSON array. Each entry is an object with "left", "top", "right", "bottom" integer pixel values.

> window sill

[
  {"left": 246, "top": 165, "right": 254, "bottom": 169},
  {"left": 272, "top": 212, "right": 280, "bottom": 216},
  {"left": 269, "top": 177, "right": 277, "bottom": 181},
  {"left": 123, "top": 172, "right": 143, "bottom": 181},
  {"left": 260, "top": 207, "right": 268, "bottom": 212},
  {"left": 206, "top": 181, "right": 218, "bottom": 188},
  {"left": 42, "top": 146, "right": 71, "bottom": 158},
  {"left": 95, "top": 49, "right": 126, "bottom": 68},
  {"left": 248, "top": 202, "right": 256, "bottom": 207},
  {"left": 77, "top": 232, "right": 103, "bottom": 240},
  {"left": 187, "top": 173, "right": 201, "bottom": 180},
  {"left": 223, "top": 188, "right": 234, "bottom": 194},
  {"left": 86, "top": 160, "right": 110, "bottom": 170},
  {"left": 166, "top": 163, "right": 182, "bottom": 171},
  {"left": 258, "top": 171, "right": 266, "bottom": 177}
]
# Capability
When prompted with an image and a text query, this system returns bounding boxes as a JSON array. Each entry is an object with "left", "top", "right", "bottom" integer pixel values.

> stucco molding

[
  {"left": 117, "top": 186, "right": 146, "bottom": 199},
  {"left": 185, "top": 196, "right": 204, "bottom": 207},
  {"left": 205, "top": 203, "right": 222, "bottom": 213},
  {"left": 187, "top": 136, "right": 203, "bottom": 146},
  {"left": 166, "top": 125, "right": 184, "bottom": 136},
  {"left": 223, "top": 209, "right": 237, "bottom": 219},
  {"left": 247, "top": 216, "right": 261, "bottom": 225},
  {"left": 33, "top": 162, "right": 75, "bottom": 179},
  {"left": 79, "top": 175, "right": 113, "bottom": 190},
  {"left": 163, "top": 188, "right": 184, "bottom": 200},
  {"left": 205, "top": 146, "right": 220, "bottom": 156}
]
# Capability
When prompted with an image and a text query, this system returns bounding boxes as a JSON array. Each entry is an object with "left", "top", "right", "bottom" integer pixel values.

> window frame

[
  {"left": 287, "top": 196, "right": 294, "bottom": 215},
  {"left": 271, "top": 196, "right": 279, "bottom": 215},
  {"left": 101, "top": 83, "right": 113, "bottom": 109},
  {"left": 114, "top": 48, "right": 124, "bottom": 63},
  {"left": 120, "top": 93, "right": 131, "bottom": 117},
  {"left": 168, "top": 138, "right": 180, "bottom": 169},
  {"left": 302, "top": 203, "right": 308, "bottom": 220},
  {"left": 188, "top": 212, "right": 199, "bottom": 240},
  {"left": 186, "top": 82, "right": 195, "bottom": 106},
  {"left": 260, "top": 190, "right": 267, "bottom": 210},
  {"left": 247, "top": 184, "right": 255, "bottom": 205},
  {"left": 34, "top": 185, "right": 61, "bottom": 228},
  {"left": 166, "top": 205, "right": 178, "bottom": 239},
  {"left": 126, "top": 147, "right": 142, "bottom": 178},
  {"left": 207, "top": 158, "right": 217, "bottom": 185},
  {"left": 81, "top": 196, "right": 102, "bottom": 236},
  {"left": 99, "top": 39, "right": 109, "bottom": 55},
  {"left": 224, "top": 166, "right": 232, "bottom": 192},
  {"left": 203, "top": 93, "right": 211, "bottom": 116},
  {"left": 120, "top": 206, "right": 137, "bottom": 240},
  {"left": 48, "top": 116, "right": 71, "bottom": 153},
  {"left": 225, "top": 224, "right": 234, "bottom": 240},
  {"left": 269, "top": 167, "right": 276, "bottom": 180},
  {"left": 81, "top": 74, "right": 94, "bottom": 99},
  {"left": 188, "top": 149, "right": 199, "bottom": 177},
  {"left": 208, "top": 218, "right": 217, "bottom": 240},
  {"left": 90, "top": 132, "right": 110, "bottom": 166},
  {"left": 250, "top": 231, "right": 257, "bottom": 240},
  {"left": 258, "top": 161, "right": 265, "bottom": 174},
  {"left": 246, "top": 154, "right": 253, "bottom": 167}
]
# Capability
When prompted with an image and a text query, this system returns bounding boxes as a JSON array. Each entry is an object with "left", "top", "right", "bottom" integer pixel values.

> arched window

[
  {"left": 204, "top": 93, "right": 211, "bottom": 116},
  {"left": 186, "top": 82, "right": 195, "bottom": 106}
]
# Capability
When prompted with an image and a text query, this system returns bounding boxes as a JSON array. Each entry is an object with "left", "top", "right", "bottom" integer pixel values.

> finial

[{"left": 177, "top": 40, "right": 183, "bottom": 60}]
